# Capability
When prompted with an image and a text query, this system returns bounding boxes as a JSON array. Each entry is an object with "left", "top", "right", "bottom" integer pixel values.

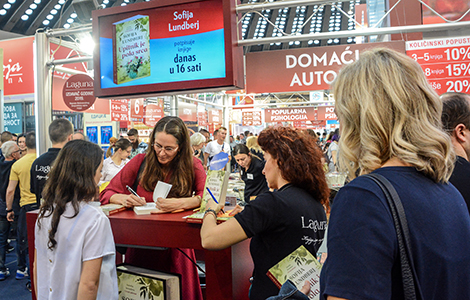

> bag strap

[
  {"left": 133, "top": 157, "right": 146, "bottom": 192},
  {"left": 365, "top": 173, "right": 423, "bottom": 300}
]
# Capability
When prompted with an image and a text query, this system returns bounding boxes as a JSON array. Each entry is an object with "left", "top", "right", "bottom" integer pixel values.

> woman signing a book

[
  {"left": 100, "top": 116, "right": 206, "bottom": 300},
  {"left": 34, "top": 140, "right": 118, "bottom": 299},
  {"left": 201, "top": 126, "right": 329, "bottom": 300}
]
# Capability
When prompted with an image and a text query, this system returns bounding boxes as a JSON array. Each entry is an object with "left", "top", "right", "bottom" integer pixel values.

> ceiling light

[
  {"left": 43, "top": 20, "right": 50, "bottom": 25},
  {"left": 34, "top": 0, "right": 41, "bottom": 3},
  {"left": 21, "top": 15, "right": 29, "bottom": 21},
  {"left": 55, "top": 5, "right": 61, "bottom": 9},
  {"left": 46, "top": 14, "right": 53, "bottom": 20},
  {"left": 63, "top": 23, "right": 70, "bottom": 29},
  {"left": 8, "top": 0, "right": 16, "bottom": 3},
  {"left": 3, "top": 4, "right": 11, "bottom": 9},
  {"left": 0, "top": 9, "right": 6, "bottom": 15},
  {"left": 71, "top": 13, "right": 77, "bottom": 18},
  {"left": 51, "top": 9, "right": 57, "bottom": 15},
  {"left": 67, "top": 18, "right": 74, "bottom": 23},
  {"left": 26, "top": 9, "right": 33, "bottom": 15},
  {"left": 58, "top": 0, "right": 66, "bottom": 4},
  {"left": 30, "top": 4, "right": 37, "bottom": 9}
]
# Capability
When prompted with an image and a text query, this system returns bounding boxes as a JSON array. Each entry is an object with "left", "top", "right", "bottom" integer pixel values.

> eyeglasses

[{"left": 153, "top": 143, "right": 179, "bottom": 153}]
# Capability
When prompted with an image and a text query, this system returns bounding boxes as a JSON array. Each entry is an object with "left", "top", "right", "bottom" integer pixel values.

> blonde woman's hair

[
  {"left": 333, "top": 48, "right": 454, "bottom": 182},
  {"left": 246, "top": 136, "right": 263, "bottom": 153}
]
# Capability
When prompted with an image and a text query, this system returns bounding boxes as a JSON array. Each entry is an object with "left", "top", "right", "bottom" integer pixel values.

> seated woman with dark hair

[
  {"left": 201, "top": 126, "right": 329, "bottom": 300},
  {"left": 100, "top": 116, "right": 206, "bottom": 300},
  {"left": 233, "top": 144, "right": 269, "bottom": 202}
]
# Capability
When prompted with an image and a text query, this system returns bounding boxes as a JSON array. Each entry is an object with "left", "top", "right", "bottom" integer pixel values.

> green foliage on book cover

[
  {"left": 118, "top": 271, "right": 164, "bottom": 300},
  {"left": 268, "top": 245, "right": 322, "bottom": 299},
  {"left": 114, "top": 15, "right": 151, "bottom": 84}
]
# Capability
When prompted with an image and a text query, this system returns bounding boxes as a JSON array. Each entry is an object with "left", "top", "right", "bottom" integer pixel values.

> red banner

[
  {"left": 242, "top": 110, "right": 262, "bottom": 126},
  {"left": 208, "top": 109, "right": 222, "bottom": 124},
  {"left": 316, "top": 106, "right": 337, "bottom": 121},
  {"left": 111, "top": 99, "right": 129, "bottom": 121},
  {"left": 130, "top": 98, "right": 144, "bottom": 119},
  {"left": 178, "top": 102, "right": 197, "bottom": 122},
  {"left": 264, "top": 107, "right": 316, "bottom": 123},
  {"left": 406, "top": 36, "right": 470, "bottom": 94},
  {"left": 0, "top": 37, "right": 34, "bottom": 96},
  {"left": 198, "top": 111, "right": 207, "bottom": 127},
  {"left": 144, "top": 104, "right": 163, "bottom": 127},
  {"left": 246, "top": 41, "right": 406, "bottom": 93}
]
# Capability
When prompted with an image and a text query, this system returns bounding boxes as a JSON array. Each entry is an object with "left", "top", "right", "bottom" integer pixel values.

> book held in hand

[
  {"left": 117, "top": 264, "right": 181, "bottom": 300},
  {"left": 186, "top": 169, "right": 230, "bottom": 223},
  {"left": 267, "top": 245, "right": 322, "bottom": 300}
]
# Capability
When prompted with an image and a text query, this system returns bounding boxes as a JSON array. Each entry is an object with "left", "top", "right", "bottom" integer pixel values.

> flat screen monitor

[{"left": 92, "top": 0, "right": 244, "bottom": 98}]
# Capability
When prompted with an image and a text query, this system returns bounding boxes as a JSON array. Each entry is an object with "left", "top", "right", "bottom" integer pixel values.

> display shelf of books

[{"left": 52, "top": 110, "right": 83, "bottom": 130}]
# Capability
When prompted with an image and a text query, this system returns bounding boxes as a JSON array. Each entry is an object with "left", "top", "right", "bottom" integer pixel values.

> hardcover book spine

[
  {"left": 112, "top": 24, "right": 118, "bottom": 84},
  {"left": 266, "top": 271, "right": 282, "bottom": 289},
  {"left": 108, "top": 206, "right": 127, "bottom": 215}
]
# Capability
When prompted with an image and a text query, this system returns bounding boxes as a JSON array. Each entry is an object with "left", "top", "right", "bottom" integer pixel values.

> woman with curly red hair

[{"left": 201, "top": 126, "right": 329, "bottom": 300}]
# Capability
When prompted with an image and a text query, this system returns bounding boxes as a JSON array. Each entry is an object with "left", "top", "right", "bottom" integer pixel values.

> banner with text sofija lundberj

[{"left": 246, "top": 41, "right": 406, "bottom": 94}]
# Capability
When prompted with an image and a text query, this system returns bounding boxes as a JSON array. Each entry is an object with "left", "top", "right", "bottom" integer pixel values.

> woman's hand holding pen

[
  {"left": 110, "top": 193, "right": 146, "bottom": 207},
  {"left": 205, "top": 198, "right": 225, "bottom": 215}
]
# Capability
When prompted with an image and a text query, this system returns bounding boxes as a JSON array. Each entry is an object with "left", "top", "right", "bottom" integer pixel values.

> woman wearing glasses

[{"left": 100, "top": 116, "right": 206, "bottom": 300}]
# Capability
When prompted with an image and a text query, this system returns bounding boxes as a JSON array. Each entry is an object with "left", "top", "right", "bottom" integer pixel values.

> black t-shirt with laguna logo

[
  {"left": 234, "top": 184, "right": 327, "bottom": 300},
  {"left": 30, "top": 148, "right": 61, "bottom": 205},
  {"left": 240, "top": 156, "right": 269, "bottom": 202}
]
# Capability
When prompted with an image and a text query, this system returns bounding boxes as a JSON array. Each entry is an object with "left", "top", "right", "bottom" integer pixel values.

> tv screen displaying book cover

[{"left": 93, "top": 0, "right": 243, "bottom": 98}]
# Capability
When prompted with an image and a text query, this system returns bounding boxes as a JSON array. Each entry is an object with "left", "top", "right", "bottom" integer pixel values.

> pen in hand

[
  {"left": 206, "top": 187, "right": 225, "bottom": 214},
  {"left": 126, "top": 185, "right": 145, "bottom": 203}
]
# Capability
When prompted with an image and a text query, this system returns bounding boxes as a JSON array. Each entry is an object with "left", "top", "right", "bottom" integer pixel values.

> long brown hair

[
  {"left": 140, "top": 116, "right": 194, "bottom": 197},
  {"left": 258, "top": 126, "right": 329, "bottom": 206},
  {"left": 38, "top": 140, "right": 103, "bottom": 250}
]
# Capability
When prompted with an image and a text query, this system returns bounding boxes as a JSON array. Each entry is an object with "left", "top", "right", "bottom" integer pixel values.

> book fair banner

[
  {"left": 242, "top": 110, "right": 262, "bottom": 126},
  {"left": 246, "top": 41, "right": 406, "bottom": 93},
  {"left": 406, "top": 36, "right": 470, "bottom": 95},
  {"left": 144, "top": 103, "right": 163, "bottom": 127},
  {"left": 130, "top": 98, "right": 144, "bottom": 119},
  {"left": 62, "top": 74, "right": 96, "bottom": 111},
  {"left": 316, "top": 106, "right": 337, "bottom": 121},
  {"left": 208, "top": 109, "right": 222, "bottom": 124},
  {"left": 111, "top": 99, "right": 130, "bottom": 121},
  {"left": 0, "top": 37, "right": 34, "bottom": 96},
  {"left": 264, "top": 107, "right": 316, "bottom": 123}
]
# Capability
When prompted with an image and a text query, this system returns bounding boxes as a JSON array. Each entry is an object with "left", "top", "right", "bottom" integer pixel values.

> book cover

[
  {"left": 117, "top": 264, "right": 181, "bottom": 300},
  {"left": 113, "top": 15, "right": 151, "bottom": 85},
  {"left": 100, "top": 203, "right": 127, "bottom": 216},
  {"left": 186, "top": 169, "right": 230, "bottom": 223},
  {"left": 267, "top": 245, "right": 322, "bottom": 300}
]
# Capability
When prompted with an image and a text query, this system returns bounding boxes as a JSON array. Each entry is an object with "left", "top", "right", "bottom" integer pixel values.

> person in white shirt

[
  {"left": 203, "top": 127, "right": 231, "bottom": 170},
  {"left": 34, "top": 140, "right": 118, "bottom": 300},
  {"left": 100, "top": 138, "right": 132, "bottom": 186}
]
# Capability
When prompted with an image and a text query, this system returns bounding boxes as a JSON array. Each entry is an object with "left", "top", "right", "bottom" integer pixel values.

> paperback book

[
  {"left": 267, "top": 245, "right": 322, "bottom": 300},
  {"left": 100, "top": 203, "right": 127, "bottom": 216},
  {"left": 113, "top": 15, "right": 151, "bottom": 85},
  {"left": 117, "top": 264, "right": 181, "bottom": 300},
  {"left": 186, "top": 169, "right": 231, "bottom": 223}
]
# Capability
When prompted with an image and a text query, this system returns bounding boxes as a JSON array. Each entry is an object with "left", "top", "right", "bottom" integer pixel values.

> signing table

[{"left": 27, "top": 209, "right": 253, "bottom": 300}]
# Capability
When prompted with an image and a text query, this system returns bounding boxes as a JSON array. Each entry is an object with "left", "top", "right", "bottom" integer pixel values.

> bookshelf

[{"left": 52, "top": 110, "right": 83, "bottom": 130}]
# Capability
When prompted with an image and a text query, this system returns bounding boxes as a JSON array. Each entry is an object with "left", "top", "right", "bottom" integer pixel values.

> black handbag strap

[{"left": 365, "top": 173, "right": 423, "bottom": 300}]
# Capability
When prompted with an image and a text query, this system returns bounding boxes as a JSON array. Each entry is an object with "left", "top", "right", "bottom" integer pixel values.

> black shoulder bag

[{"left": 365, "top": 173, "right": 423, "bottom": 300}]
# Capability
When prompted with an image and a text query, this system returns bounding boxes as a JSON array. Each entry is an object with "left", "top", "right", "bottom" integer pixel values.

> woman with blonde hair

[
  {"left": 246, "top": 135, "right": 264, "bottom": 160},
  {"left": 320, "top": 48, "right": 470, "bottom": 299}
]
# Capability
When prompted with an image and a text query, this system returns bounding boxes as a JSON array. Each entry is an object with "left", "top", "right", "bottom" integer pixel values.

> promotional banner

[
  {"left": 406, "top": 36, "right": 470, "bottom": 94},
  {"left": 62, "top": 74, "right": 96, "bottom": 111},
  {"left": 246, "top": 41, "right": 406, "bottom": 93},
  {"left": 3, "top": 103, "right": 23, "bottom": 133},
  {"left": 264, "top": 107, "right": 316, "bottom": 123},
  {"left": 111, "top": 99, "right": 130, "bottom": 121},
  {"left": 144, "top": 103, "right": 163, "bottom": 127},
  {"left": 316, "top": 106, "right": 337, "bottom": 121},
  {"left": 198, "top": 111, "right": 207, "bottom": 127},
  {"left": 178, "top": 101, "right": 197, "bottom": 122},
  {"left": 98, "top": 0, "right": 225, "bottom": 89},
  {"left": 0, "top": 37, "right": 34, "bottom": 96},
  {"left": 242, "top": 110, "right": 262, "bottom": 126},
  {"left": 130, "top": 98, "right": 144, "bottom": 119},
  {"left": 208, "top": 109, "right": 222, "bottom": 124}
]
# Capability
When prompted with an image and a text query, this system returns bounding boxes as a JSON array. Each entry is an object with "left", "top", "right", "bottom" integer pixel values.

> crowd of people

[{"left": 1, "top": 47, "right": 470, "bottom": 299}]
